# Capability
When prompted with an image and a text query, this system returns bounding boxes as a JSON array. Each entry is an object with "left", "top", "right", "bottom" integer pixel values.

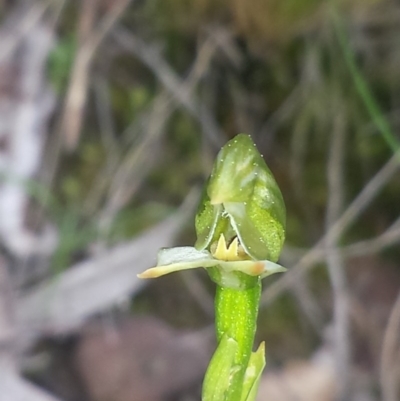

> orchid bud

[{"left": 195, "top": 134, "right": 285, "bottom": 263}]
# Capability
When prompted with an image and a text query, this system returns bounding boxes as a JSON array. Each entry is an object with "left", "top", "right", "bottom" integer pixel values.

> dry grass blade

[{"left": 61, "top": 0, "right": 132, "bottom": 150}]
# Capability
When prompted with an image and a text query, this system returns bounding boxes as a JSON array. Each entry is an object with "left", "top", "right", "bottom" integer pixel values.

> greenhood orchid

[
  {"left": 138, "top": 233, "right": 286, "bottom": 289},
  {"left": 138, "top": 134, "right": 286, "bottom": 401}
]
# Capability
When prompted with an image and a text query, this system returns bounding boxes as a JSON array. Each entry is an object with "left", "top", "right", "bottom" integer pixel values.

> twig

[
  {"left": 325, "top": 114, "right": 350, "bottom": 400},
  {"left": 342, "top": 224, "right": 400, "bottom": 257},
  {"left": 324, "top": 153, "right": 400, "bottom": 244},
  {"left": 98, "top": 91, "right": 173, "bottom": 229},
  {"left": 111, "top": 27, "right": 225, "bottom": 148},
  {"left": 88, "top": 34, "right": 220, "bottom": 226},
  {"left": 61, "top": 0, "right": 132, "bottom": 150},
  {"left": 380, "top": 290, "right": 400, "bottom": 401},
  {"left": 262, "top": 149, "right": 400, "bottom": 306},
  {"left": 291, "top": 278, "right": 325, "bottom": 332},
  {"left": 94, "top": 76, "right": 118, "bottom": 167},
  {"left": 283, "top": 223, "right": 400, "bottom": 264}
]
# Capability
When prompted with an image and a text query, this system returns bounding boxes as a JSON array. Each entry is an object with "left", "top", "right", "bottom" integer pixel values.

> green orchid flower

[
  {"left": 138, "top": 134, "right": 286, "bottom": 401},
  {"left": 195, "top": 134, "right": 285, "bottom": 263},
  {"left": 138, "top": 234, "right": 286, "bottom": 287}
]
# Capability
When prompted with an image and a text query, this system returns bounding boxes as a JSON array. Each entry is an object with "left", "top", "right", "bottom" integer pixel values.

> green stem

[
  {"left": 202, "top": 270, "right": 261, "bottom": 401},
  {"left": 216, "top": 282, "right": 261, "bottom": 401}
]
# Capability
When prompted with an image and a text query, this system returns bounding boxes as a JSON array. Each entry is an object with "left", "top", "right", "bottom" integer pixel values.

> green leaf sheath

[{"left": 202, "top": 334, "right": 238, "bottom": 401}]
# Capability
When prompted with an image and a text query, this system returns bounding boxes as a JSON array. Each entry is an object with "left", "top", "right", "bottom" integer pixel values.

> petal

[
  {"left": 157, "top": 246, "right": 211, "bottom": 265},
  {"left": 138, "top": 246, "right": 218, "bottom": 278},
  {"left": 259, "top": 260, "right": 287, "bottom": 278},
  {"left": 218, "top": 259, "right": 286, "bottom": 277},
  {"left": 138, "top": 246, "right": 286, "bottom": 279}
]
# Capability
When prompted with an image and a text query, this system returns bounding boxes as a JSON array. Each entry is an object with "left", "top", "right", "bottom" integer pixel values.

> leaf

[
  {"left": 202, "top": 334, "right": 238, "bottom": 401},
  {"left": 240, "top": 342, "right": 266, "bottom": 401}
]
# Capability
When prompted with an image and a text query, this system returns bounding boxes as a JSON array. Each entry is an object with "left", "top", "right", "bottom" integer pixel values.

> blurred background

[{"left": 0, "top": 0, "right": 400, "bottom": 401}]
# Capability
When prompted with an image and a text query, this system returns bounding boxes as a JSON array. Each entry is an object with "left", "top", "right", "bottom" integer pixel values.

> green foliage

[
  {"left": 51, "top": 208, "right": 96, "bottom": 272},
  {"left": 109, "top": 203, "right": 172, "bottom": 241},
  {"left": 332, "top": 8, "right": 400, "bottom": 153},
  {"left": 48, "top": 34, "right": 76, "bottom": 93}
]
